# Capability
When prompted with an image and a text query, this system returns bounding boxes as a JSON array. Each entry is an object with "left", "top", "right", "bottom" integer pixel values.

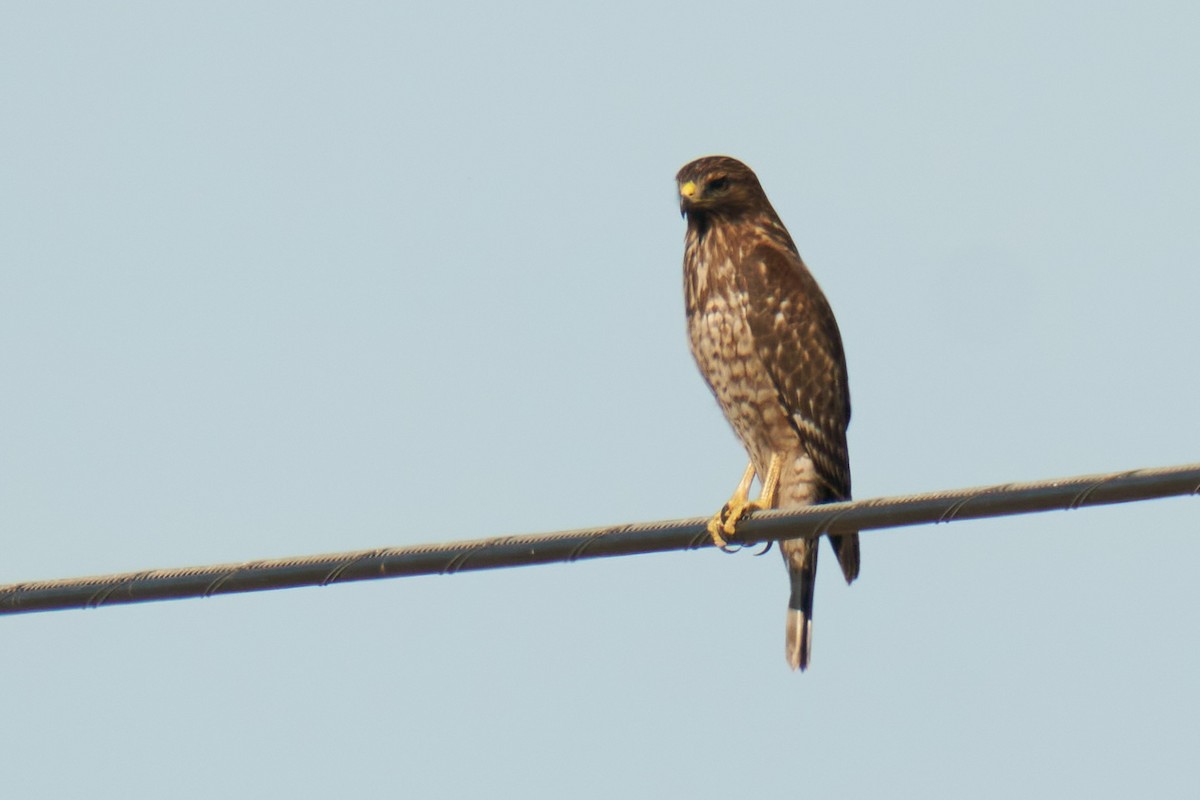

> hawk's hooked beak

[{"left": 678, "top": 180, "right": 697, "bottom": 217}]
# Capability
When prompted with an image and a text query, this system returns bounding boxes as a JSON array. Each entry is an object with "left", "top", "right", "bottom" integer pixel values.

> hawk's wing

[{"left": 736, "top": 240, "right": 852, "bottom": 502}]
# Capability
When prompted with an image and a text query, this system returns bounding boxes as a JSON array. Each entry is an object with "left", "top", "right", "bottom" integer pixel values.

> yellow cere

[{"left": 680, "top": 180, "right": 697, "bottom": 198}]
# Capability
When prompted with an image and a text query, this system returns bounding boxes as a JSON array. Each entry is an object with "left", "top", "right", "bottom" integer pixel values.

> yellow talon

[
  {"left": 706, "top": 515, "right": 731, "bottom": 549},
  {"left": 707, "top": 461, "right": 756, "bottom": 550},
  {"left": 708, "top": 497, "right": 765, "bottom": 549},
  {"left": 707, "top": 454, "right": 784, "bottom": 550}
]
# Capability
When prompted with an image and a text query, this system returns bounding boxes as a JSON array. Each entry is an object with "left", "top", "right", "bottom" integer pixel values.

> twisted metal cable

[{"left": 2, "top": 462, "right": 1197, "bottom": 616}]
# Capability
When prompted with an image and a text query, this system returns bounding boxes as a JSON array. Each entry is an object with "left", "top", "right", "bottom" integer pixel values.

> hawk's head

[{"left": 676, "top": 156, "right": 770, "bottom": 220}]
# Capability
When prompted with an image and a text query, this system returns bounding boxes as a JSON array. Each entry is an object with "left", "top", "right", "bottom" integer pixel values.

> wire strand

[{"left": 2, "top": 462, "right": 1197, "bottom": 616}]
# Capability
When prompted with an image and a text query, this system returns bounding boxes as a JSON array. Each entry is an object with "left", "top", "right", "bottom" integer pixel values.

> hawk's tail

[
  {"left": 830, "top": 531, "right": 861, "bottom": 584},
  {"left": 783, "top": 538, "right": 818, "bottom": 671}
]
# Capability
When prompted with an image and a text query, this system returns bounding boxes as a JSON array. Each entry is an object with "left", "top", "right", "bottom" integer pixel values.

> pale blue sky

[{"left": 2, "top": 3, "right": 1199, "bottom": 797}]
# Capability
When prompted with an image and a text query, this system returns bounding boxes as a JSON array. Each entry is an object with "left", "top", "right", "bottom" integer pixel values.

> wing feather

[{"left": 735, "top": 240, "right": 852, "bottom": 501}]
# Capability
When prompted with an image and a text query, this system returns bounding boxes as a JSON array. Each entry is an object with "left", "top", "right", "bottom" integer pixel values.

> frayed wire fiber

[{"left": 2, "top": 462, "right": 1198, "bottom": 616}]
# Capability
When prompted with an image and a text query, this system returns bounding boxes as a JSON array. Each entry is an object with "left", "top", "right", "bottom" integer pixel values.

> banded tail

[
  {"left": 784, "top": 538, "right": 818, "bottom": 671},
  {"left": 784, "top": 531, "right": 860, "bottom": 670}
]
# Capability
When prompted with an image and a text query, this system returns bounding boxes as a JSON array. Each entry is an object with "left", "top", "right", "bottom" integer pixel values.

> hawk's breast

[{"left": 686, "top": 248, "right": 805, "bottom": 478}]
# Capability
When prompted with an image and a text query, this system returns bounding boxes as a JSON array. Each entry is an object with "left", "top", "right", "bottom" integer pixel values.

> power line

[{"left": 1, "top": 462, "right": 1197, "bottom": 616}]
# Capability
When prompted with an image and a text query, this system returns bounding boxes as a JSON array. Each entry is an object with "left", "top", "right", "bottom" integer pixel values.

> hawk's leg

[
  {"left": 707, "top": 454, "right": 783, "bottom": 549},
  {"left": 706, "top": 462, "right": 755, "bottom": 550}
]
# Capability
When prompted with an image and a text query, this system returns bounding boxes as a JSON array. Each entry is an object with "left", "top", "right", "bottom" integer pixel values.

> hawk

[{"left": 677, "top": 155, "right": 859, "bottom": 671}]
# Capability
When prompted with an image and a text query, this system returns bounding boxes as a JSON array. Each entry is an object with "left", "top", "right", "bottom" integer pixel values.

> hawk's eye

[{"left": 706, "top": 177, "right": 730, "bottom": 194}]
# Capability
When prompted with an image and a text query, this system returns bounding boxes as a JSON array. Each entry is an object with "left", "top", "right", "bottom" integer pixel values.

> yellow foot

[
  {"left": 706, "top": 454, "right": 784, "bottom": 551},
  {"left": 707, "top": 496, "right": 768, "bottom": 550},
  {"left": 707, "top": 461, "right": 758, "bottom": 550}
]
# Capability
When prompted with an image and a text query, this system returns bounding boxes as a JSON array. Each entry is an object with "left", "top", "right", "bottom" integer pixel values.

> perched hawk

[{"left": 677, "top": 155, "right": 859, "bottom": 671}]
